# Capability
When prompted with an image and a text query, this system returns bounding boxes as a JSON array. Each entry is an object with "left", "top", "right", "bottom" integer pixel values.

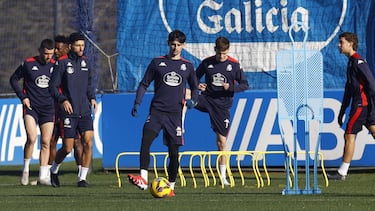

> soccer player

[
  {"left": 49, "top": 32, "right": 97, "bottom": 187},
  {"left": 127, "top": 30, "right": 199, "bottom": 197},
  {"left": 194, "top": 36, "right": 249, "bottom": 185},
  {"left": 328, "top": 32, "right": 375, "bottom": 180},
  {"left": 9, "top": 39, "right": 56, "bottom": 185},
  {"left": 49, "top": 35, "right": 84, "bottom": 182}
]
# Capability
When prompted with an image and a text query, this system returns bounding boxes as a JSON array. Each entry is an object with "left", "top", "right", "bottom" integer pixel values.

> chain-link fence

[{"left": 0, "top": 0, "right": 117, "bottom": 97}]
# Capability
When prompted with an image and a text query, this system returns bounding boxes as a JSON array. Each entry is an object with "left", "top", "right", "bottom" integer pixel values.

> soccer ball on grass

[{"left": 150, "top": 177, "right": 172, "bottom": 198}]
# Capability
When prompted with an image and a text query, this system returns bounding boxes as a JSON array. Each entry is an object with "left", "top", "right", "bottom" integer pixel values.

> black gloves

[
  {"left": 185, "top": 99, "right": 197, "bottom": 109},
  {"left": 131, "top": 104, "right": 140, "bottom": 117}
]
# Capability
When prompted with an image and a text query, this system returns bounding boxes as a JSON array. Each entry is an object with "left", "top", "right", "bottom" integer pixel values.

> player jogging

[{"left": 194, "top": 36, "right": 249, "bottom": 185}]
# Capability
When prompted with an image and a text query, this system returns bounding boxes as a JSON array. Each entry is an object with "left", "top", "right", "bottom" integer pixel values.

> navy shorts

[
  {"left": 365, "top": 105, "right": 375, "bottom": 128},
  {"left": 24, "top": 105, "right": 54, "bottom": 125},
  {"left": 346, "top": 106, "right": 373, "bottom": 134},
  {"left": 143, "top": 109, "right": 184, "bottom": 146},
  {"left": 195, "top": 95, "right": 231, "bottom": 137},
  {"left": 61, "top": 115, "right": 93, "bottom": 138},
  {"left": 53, "top": 119, "right": 62, "bottom": 138}
]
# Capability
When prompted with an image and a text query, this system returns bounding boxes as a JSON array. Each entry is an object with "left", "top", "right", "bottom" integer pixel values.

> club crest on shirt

[
  {"left": 180, "top": 64, "right": 186, "bottom": 71},
  {"left": 35, "top": 75, "right": 50, "bottom": 88},
  {"left": 163, "top": 71, "right": 182, "bottom": 87},
  {"left": 226, "top": 64, "right": 232, "bottom": 71},
  {"left": 66, "top": 62, "right": 74, "bottom": 74},
  {"left": 212, "top": 73, "right": 227, "bottom": 86}
]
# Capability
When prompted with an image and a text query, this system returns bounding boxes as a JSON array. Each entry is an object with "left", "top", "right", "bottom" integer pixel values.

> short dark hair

[
  {"left": 69, "top": 32, "right": 85, "bottom": 44},
  {"left": 54, "top": 35, "right": 68, "bottom": 44},
  {"left": 168, "top": 30, "right": 186, "bottom": 43},
  {"left": 39, "top": 39, "right": 54, "bottom": 50},
  {"left": 215, "top": 36, "right": 230, "bottom": 51},
  {"left": 339, "top": 32, "right": 358, "bottom": 51}
]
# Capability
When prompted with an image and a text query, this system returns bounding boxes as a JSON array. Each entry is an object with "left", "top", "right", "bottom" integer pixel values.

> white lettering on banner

[
  {"left": 197, "top": 0, "right": 308, "bottom": 34},
  {"left": 93, "top": 102, "right": 103, "bottom": 154},
  {"left": 321, "top": 98, "right": 344, "bottom": 160},
  {"left": 1, "top": 104, "right": 11, "bottom": 161},
  {"left": 0, "top": 101, "right": 103, "bottom": 163},
  {"left": 7, "top": 104, "right": 40, "bottom": 161},
  {"left": 238, "top": 98, "right": 262, "bottom": 154},
  {"left": 227, "top": 99, "right": 246, "bottom": 148},
  {"left": 322, "top": 99, "right": 375, "bottom": 160},
  {"left": 160, "top": 0, "right": 347, "bottom": 72},
  {"left": 233, "top": 98, "right": 263, "bottom": 160},
  {"left": 228, "top": 97, "right": 375, "bottom": 161},
  {"left": 254, "top": 98, "right": 294, "bottom": 151}
]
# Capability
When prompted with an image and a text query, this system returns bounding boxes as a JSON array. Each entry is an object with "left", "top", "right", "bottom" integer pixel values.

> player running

[{"left": 127, "top": 30, "right": 199, "bottom": 197}]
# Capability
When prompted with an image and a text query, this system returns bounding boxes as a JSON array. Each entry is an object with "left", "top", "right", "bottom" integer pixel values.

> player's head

[
  {"left": 167, "top": 30, "right": 186, "bottom": 59},
  {"left": 69, "top": 32, "right": 85, "bottom": 57},
  {"left": 338, "top": 32, "right": 358, "bottom": 56},
  {"left": 214, "top": 36, "right": 230, "bottom": 62},
  {"left": 54, "top": 35, "right": 69, "bottom": 58},
  {"left": 38, "top": 38, "right": 55, "bottom": 64}
]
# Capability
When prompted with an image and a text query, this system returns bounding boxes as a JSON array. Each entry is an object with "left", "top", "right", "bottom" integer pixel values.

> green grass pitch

[{"left": 1, "top": 159, "right": 375, "bottom": 211}]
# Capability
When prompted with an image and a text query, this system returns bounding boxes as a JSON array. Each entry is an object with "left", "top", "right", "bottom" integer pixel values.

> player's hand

[
  {"left": 223, "top": 83, "right": 230, "bottom": 90},
  {"left": 338, "top": 111, "right": 344, "bottom": 127},
  {"left": 22, "top": 97, "right": 32, "bottom": 110},
  {"left": 91, "top": 99, "right": 97, "bottom": 114},
  {"left": 62, "top": 100, "right": 73, "bottom": 114},
  {"left": 185, "top": 99, "right": 197, "bottom": 109},
  {"left": 198, "top": 83, "right": 207, "bottom": 91},
  {"left": 131, "top": 104, "right": 140, "bottom": 117}
]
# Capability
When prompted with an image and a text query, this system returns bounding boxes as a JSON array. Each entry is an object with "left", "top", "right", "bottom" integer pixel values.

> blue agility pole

[{"left": 276, "top": 22, "right": 323, "bottom": 195}]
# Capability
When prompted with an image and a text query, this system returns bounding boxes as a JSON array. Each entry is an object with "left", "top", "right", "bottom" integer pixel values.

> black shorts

[
  {"left": 346, "top": 106, "right": 372, "bottom": 134},
  {"left": 195, "top": 95, "right": 231, "bottom": 137},
  {"left": 143, "top": 109, "right": 184, "bottom": 146},
  {"left": 61, "top": 115, "right": 93, "bottom": 138},
  {"left": 24, "top": 105, "right": 54, "bottom": 125}
]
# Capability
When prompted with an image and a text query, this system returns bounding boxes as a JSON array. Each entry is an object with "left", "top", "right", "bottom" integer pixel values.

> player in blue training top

[
  {"left": 328, "top": 32, "right": 375, "bottom": 180},
  {"left": 128, "top": 30, "right": 199, "bottom": 197},
  {"left": 194, "top": 36, "right": 249, "bottom": 185},
  {"left": 49, "top": 32, "right": 97, "bottom": 188},
  {"left": 10, "top": 39, "right": 56, "bottom": 186}
]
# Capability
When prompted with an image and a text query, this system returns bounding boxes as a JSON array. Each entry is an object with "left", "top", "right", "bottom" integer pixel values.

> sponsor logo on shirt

[
  {"left": 212, "top": 73, "right": 227, "bottom": 86},
  {"left": 163, "top": 71, "right": 182, "bottom": 86},
  {"left": 35, "top": 75, "right": 50, "bottom": 88}
]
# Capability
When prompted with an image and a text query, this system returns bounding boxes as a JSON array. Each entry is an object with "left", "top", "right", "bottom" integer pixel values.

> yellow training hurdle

[{"left": 115, "top": 150, "right": 328, "bottom": 189}]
